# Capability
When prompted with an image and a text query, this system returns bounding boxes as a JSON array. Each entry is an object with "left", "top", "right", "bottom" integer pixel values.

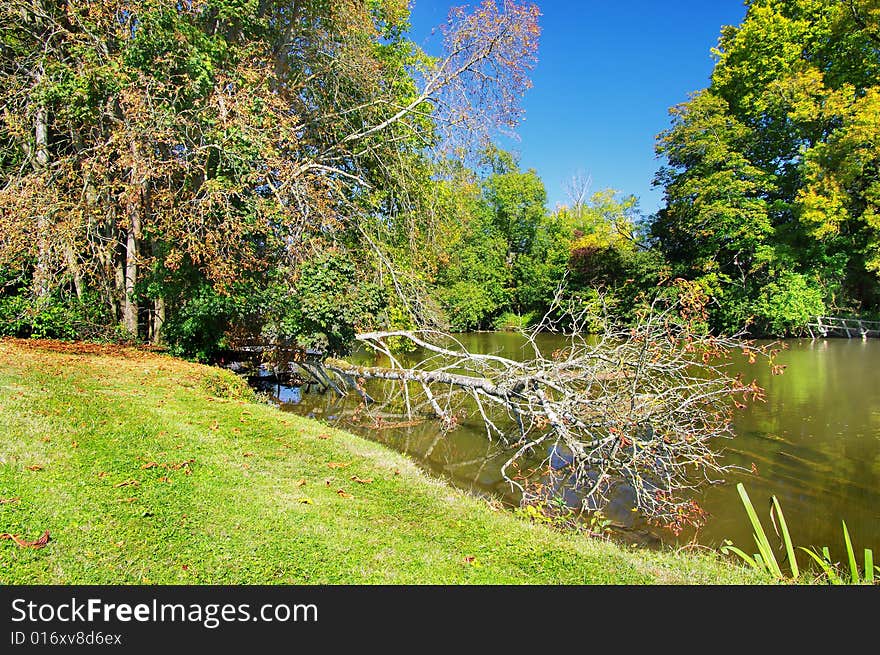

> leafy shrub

[
  {"left": 162, "top": 284, "right": 240, "bottom": 361},
  {"left": 752, "top": 272, "right": 825, "bottom": 336},
  {"left": 200, "top": 368, "right": 254, "bottom": 400},
  {"left": 441, "top": 281, "right": 500, "bottom": 331},
  {"left": 492, "top": 310, "right": 536, "bottom": 331},
  {"left": 0, "top": 292, "right": 116, "bottom": 341},
  {"left": 264, "top": 252, "right": 385, "bottom": 356}
]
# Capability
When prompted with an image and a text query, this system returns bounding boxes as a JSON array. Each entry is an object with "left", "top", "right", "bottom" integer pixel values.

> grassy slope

[{"left": 0, "top": 339, "right": 768, "bottom": 584}]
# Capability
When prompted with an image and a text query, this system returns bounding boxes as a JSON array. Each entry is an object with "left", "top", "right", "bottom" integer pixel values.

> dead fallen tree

[{"left": 324, "top": 289, "right": 781, "bottom": 532}]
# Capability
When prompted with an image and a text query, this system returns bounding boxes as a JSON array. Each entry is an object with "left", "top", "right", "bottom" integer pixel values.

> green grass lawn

[{"left": 0, "top": 339, "right": 768, "bottom": 584}]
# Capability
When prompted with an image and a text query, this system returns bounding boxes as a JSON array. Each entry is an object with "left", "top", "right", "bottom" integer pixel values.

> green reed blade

[
  {"left": 800, "top": 547, "right": 842, "bottom": 585},
  {"left": 842, "top": 521, "right": 859, "bottom": 583},
  {"left": 771, "top": 495, "right": 798, "bottom": 579},
  {"left": 737, "top": 483, "right": 782, "bottom": 577}
]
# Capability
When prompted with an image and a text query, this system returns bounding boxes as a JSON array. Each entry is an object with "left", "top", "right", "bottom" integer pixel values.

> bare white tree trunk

[
  {"left": 33, "top": 103, "right": 50, "bottom": 298},
  {"left": 123, "top": 145, "right": 143, "bottom": 337}
]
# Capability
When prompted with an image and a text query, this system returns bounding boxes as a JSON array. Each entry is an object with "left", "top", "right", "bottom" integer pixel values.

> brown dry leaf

[
  {"left": 97, "top": 471, "right": 109, "bottom": 479},
  {"left": 113, "top": 479, "right": 139, "bottom": 488},
  {"left": 318, "top": 433, "right": 331, "bottom": 440},
  {"left": 158, "top": 476, "right": 172, "bottom": 484},
  {"left": 243, "top": 463, "right": 251, "bottom": 470},
  {"left": 393, "top": 469, "right": 401, "bottom": 476},
  {"left": 464, "top": 556, "right": 477, "bottom": 565},
  {"left": 71, "top": 441, "right": 78, "bottom": 449},
  {"left": 25, "top": 465, "right": 43, "bottom": 472},
  {"left": 294, "top": 479, "right": 307, "bottom": 487},
  {"left": 0, "top": 497, "right": 20, "bottom": 504},
  {"left": 209, "top": 420, "right": 219, "bottom": 431},
  {"left": 351, "top": 476, "right": 373, "bottom": 484},
  {"left": 232, "top": 428, "right": 241, "bottom": 434},
  {"left": 0, "top": 530, "right": 50, "bottom": 549},
  {"left": 336, "top": 489, "right": 353, "bottom": 499},
  {"left": 141, "top": 462, "right": 158, "bottom": 470},
  {"left": 40, "top": 437, "right": 51, "bottom": 443},
  {"left": 324, "top": 478, "right": 332, "bottom": 486},
  {"left": 243, "top": 452, "right": 254, "bottom": 458},
  {"left": 327, "top": 462, "right": 349, "bottom": 469}
]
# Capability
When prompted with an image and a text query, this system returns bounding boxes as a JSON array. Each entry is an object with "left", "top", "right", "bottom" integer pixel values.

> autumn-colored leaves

[
  {"left": 293, "top": 459, "right": 379, "bottom": 505},
  {"left": 1, "top": 530, "right": 50, "bottom": 549}
]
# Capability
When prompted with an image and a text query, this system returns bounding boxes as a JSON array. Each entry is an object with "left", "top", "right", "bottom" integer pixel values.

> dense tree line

[
  {"left": 2, "top": 0, "right": 879, "bottom": 357},
  {"left": 653, "top": 0, "right": 880, "bottom": 335},
  {"left": 0, "top": 0, "right": 541, "bottom": 357}
]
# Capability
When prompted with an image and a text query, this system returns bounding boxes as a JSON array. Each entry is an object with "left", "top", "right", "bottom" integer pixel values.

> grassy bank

[{"left": 0, "top": 339, "right": 768, "bottom": 584}]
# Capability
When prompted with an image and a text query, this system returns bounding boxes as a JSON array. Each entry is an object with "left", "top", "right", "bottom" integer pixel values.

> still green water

[{"left": 270, "top": 333, "right": 880, "bottom": 559}]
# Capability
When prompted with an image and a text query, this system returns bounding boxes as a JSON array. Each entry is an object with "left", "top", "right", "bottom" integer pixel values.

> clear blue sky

[{"left": 407, "top": 0, "right": 749, "bottom": 214}]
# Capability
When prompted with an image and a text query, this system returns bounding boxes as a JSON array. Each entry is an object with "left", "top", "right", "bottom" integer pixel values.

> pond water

[{"left": 255, "top": 333, "right": 880, "bottom": 560}]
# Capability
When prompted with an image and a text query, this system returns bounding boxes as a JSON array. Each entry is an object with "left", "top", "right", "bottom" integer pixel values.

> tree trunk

[
  {"left": 33, "top": 103, "right": 50, "bottom": 298},
  {"left": 123, "top": 225, "right": 138, "bottom": 336},
  {"left": 152, "top": 297, "right": 165, "bottom": 345},
  {"left": 123, "top": 145, "right": 144, "bottom": 337},
  {"left": 64, "top": 245, "right": 83, "bottom": 300}
]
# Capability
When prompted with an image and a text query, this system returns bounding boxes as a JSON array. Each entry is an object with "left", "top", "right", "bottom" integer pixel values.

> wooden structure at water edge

[{"left": 807, "top": 316, "right": 880, "bottom": 339}]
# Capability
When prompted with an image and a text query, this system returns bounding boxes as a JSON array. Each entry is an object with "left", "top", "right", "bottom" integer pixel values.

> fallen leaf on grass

[
  {"left": 324, "top": 478, "right": 332, "bottom": 486},
  {"left": 0, "top": 497, "right": 20, "bottom": 504},
  {"left": 158, "top": 476, "right": 172, "bottom": 484},
  {"left": 71, "top": 441, "right": 78, "bottom": 449},
  {"left": 41, "top": 437, "right": 51, "bottom": 443},
  {"left": 327, "top": 462, "right": 349, "bottom": 469},
  {"left": 350, "top": 476, "right": 373, "bottom": 484},
  {"left": 209, "top": 421, "right": 219, "bottom": 431},
  {"left": 113, "top": 479, "right": 139, "bottom": 488},
  {"left": 97, "top": 471, "right": 109, "bottom": 479},
  {"left": 141, "top": 462, "right": 159, "bottom": 470},
  {"left": 463, "top": 556, "right": 477, "bottom": 565},
  {"left": 318, "top": 433, "right": 331, "bottom": 440},
  {"left": 243, "top": 452, "right": 254, "bottom": 458},
  {"left": 294, "top": 479, "right": 307, "bottom": 487},
  {"left": 298, "top": 497, "right": 314, "bottom": 505},
  {"left": 336, "top": 489, "right": 353, "bottom": 499},
  {"left": 0, "top": 530, "right": 50, "bottom": 549},
  {"left": 26, "top": 465, "right": 43, "bottom": 472}
]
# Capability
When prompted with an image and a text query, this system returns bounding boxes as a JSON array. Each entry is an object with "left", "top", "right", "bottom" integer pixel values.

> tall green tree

[{"left": 653, "top": 0, "right": 880, "bottom": 334}]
